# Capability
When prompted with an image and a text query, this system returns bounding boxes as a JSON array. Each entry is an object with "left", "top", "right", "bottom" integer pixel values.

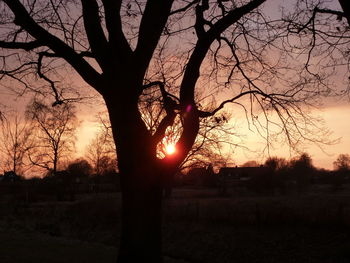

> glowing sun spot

[{"left": 166, "top": 144, "right": 176, "bottom": 155}]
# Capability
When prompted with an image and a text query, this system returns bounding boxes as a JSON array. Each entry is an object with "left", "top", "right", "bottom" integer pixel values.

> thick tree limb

[
  {"left": 134, "top": 0, "right": 174, "bottom": 76},
  {"left": 101, "top": 0, "right": 132, "bottom": 61},
  {"left": 143, "top": 81, "right": 179, "bottom": 145},
  {"left": 173, "top": 0, "right": 266, "bottom": 170},
  {"left": 0, "top": 40, "right": 42, "bottom": 51},
  {"left": 338, "top": 0, "right": 350, "bottom": 26},
  {"left": 81, "top": 0, "right": 109, "bottom": 71},
  {"left": 180, "top": 0, "right": 266, "bottom": 105},
  {"left": 3, "top": 0, "right": 103, "bottom": 91},
  {"left": 152, "top": 111, "right": 177, "bottom": 146},
  {"left": 194, "top": 1, "right": 210, "bottom": 38}
]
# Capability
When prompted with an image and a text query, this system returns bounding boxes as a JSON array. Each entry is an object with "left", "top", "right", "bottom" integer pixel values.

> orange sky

[
  {"left": 68, "top": 95, "right": 350, "bottom": 170},
  {"left": 225, "top": 101, "right": 350, "bottom": 170},
  {"left": 0, "top": 0, "right": 347, "bottom": 172}
]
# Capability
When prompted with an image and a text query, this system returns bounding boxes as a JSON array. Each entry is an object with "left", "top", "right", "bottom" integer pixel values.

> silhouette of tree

[
  {"left": 290, "top": 153, "right": 315, "bottom": 193},
  {"left": 333, "top": 153, "right": 350, "bottom": 171},
  {"left": 86, "top": 129, "right": 117, "bottom": 175},
  {"left": 332, "top": 153, "right": 350, "bottom": 191},
  {"left": 264, "top": 156, "right": 289, "bottom": 194},
  {"left": 0, "top": 111, "right": 33, "bottom": 175},
  {"left": 291, "top": 153, "right": 314, "bottom": 171},
  {"left": 264, "top": 157, "right": 289, "bottom": 172},
  {"left": 0, "top": 1, "right": 346, "bottom": 261},
  {"left": 25, "top": 99, "right": 78, "bottom": 175},
  {"left": 284, "top": 0, "right": 350, "bottom": 94},
  {"left": 67, "top": 158, "right": 93, "bottom": 177},
  {"left": 242, "top": 160, "right": 260, "bottom": 167}
]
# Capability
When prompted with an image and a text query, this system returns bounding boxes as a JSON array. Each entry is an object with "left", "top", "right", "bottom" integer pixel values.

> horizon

[{"left": 0, "top": 92, "right": 349, "bottom": 176}]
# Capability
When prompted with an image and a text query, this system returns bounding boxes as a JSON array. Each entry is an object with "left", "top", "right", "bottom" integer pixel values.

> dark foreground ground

[
  {"left": 0, "top": 226, "right": 187, "bottom": 263},
  {"left": 1, "top": 186, "right": 350, "bottom": 263}
]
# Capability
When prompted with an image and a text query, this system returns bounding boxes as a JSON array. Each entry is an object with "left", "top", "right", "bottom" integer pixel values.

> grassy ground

[
  {"left": 1, "top": 186, "right": 350, "bottom": 262},
  {"left": 0, "top": 227, "right": 117, "bottom": 263},
  {"left": 163, "top": 222, "right": 350, "bottom": 263},
  {"left": 0, "top": 226, "right": 187, "bottom": 263}
]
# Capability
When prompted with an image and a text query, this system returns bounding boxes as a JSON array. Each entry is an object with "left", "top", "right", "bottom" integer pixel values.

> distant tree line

[
  {"left": 183, "top": 153, "right": 350, "bottom": 195},
  {"left": 0, "top": 99, "right": 118, "bottom": 178}
]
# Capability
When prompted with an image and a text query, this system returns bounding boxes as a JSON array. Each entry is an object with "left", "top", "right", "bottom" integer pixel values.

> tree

[
  {"left": 86, "top": 131, "right": 117, "bottom": 175},
  {"left": 25, "top": 99, "right": 78, "bottom": 175},
  {"left": 139, "top": 82, "right": 238, "bottom": 171},
  {"left": 264, "top": 156, "right": 289, "bottom": 194},
  {"left": 67, "top": 158, "right": 93, "bottom": 177},
  {"left": 0, "top": 1, "right": 346, "bottom": 261},
  {"left": 290, "top": 153, "right": 314, "bottom": 171},
  {"left": 333, "top": 153, "right": 350, "bottom": 171},
  {"left": 264, "top": 157, "right": 289, "bottom": 172},
  {"left": 290, "top": 153, "right": 315, "bottom": 193},
  {"left": 85, "top": 111, "right": 117, "bottom": 175},
  {"left": 332, "top": 153, "right": 350, "bottom": 191},
  {"left": 241, "top": 160, "right": 261, "bottom": 167},
  {"left": 0, "top": 111, "right": 33, "bottom": 175},
  {"left": 284, "top": 0, "right": 350, "bottom": 94}
]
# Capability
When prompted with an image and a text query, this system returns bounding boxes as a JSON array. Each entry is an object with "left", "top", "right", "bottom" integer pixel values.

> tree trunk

[
  {"left": 117, "top": 165, "right": 164, "bottom": 263},
  {"left": 105, "top": 91, "right": 165, "bottom": 262},
  {"left": 339, "top": 0, "right": 350, "bottom": 26}
]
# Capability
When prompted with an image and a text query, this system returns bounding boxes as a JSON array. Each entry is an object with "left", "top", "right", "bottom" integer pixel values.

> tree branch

[
  {"left": 194, "top": 1, "right": 210, "bottom": 38},
  {"left": 170, "top": 0, "right": 200, "bottom": 15},
  {"left": 101, "top": 0, "right": 132, "bottom": 62},
  {"left": 152, "top": 111, "right": 177, "bottom": 146},
  {"left": 180, "top": 0, "right": 266, "bottom": 105},
  {"left": 168, "top": 0, "right": 266, "bottom": 171},
  {"left": 3, "top": 0, "right": 103, "bottom": 91},
  {"left": 143, "top": 81, "right": 179, "bottom": 145},
  {"left": 134, "top": 0, "right": 174, "bottom": 76},
  {"left": 339, "top": 0, "right": 350, "bottom": 26},
  {"left": 198, "top": 90, "right": 264, "bottom": 117},
  {"left": 81, "top": 0, "right": 109, "bottom": 71},
  {"left": 37, "top": 52, "right": 62, "bottom": 105},
  {"left": 0, "top": 40, "right": 42, "bottom": 51}
]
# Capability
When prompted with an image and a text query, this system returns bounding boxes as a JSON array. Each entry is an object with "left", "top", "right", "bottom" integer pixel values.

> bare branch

[
  {"left": 2, "top": 0, "right": 103, "bottom": 90},
  {"left": 170, "top": 0, "right": 200, "bottom": 15},
  {"left": 81, "top": 0, "right": 109, "bottom": 71},
  {"left": 0, "top": 39, "right": 42, "bottom": 51},
  {"left": 101, "top": 0, "right": 132, "bottom": 61},
  {"left": 134, "top": 0, "right": 174, "bottom": 75}
]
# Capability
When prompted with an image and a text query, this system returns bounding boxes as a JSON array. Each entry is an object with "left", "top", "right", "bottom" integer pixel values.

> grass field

[
  {"left": 1, "top": 186, "right": 350, "bottom": 262},
  {"left": 0, "top": 227, "right": 117, "bottom": 263}
]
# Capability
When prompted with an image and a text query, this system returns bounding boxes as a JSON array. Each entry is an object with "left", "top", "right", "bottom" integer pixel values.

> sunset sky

[
  {"left": 80, "top": 0, "right": 348, "bottom": 170},
  {"left": 2, "top": 90, "right": 348, "bottom": 171},
  {"left": 0, "top": 0, "right": 348, "bottom": 172}
]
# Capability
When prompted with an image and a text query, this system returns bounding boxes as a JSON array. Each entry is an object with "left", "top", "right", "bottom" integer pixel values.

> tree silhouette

[
  {"left": 290, "top": 153, "right": 315, "bottom": 193},
  {"left": 332, "top": 153, "right": 350, "bottom": 191},
  {"left": 67, "top": 158, "right": 93, "bottom": 177},
  {"left": 0, "top": 1, "right": 347, "bottom": 261},
  {"left": 26, "top": 99, "right": 78, "bottom": 175},
  {"left": 334, "top": 153, "right": 350, "bottom": 171},
  {"left": 284, "top": 0, "right": 350, "bottom": 94},
  {"left": 0, "top": 111, "right": 33, "bottom": 175},
  {"left": 86, "top": 129, "right": 117, "bottom": 175},
  {"left": 264, "top": 157, "right": 289, "bottom": 173}
]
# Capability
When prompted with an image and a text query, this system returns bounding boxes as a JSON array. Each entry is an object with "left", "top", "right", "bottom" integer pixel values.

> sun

[{"left": 165, "top": 144, "right": 176, "bottom": 155}]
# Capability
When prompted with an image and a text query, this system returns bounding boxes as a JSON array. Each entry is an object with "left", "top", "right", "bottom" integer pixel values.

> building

[{"left": 219, "top": 166, "right": 269, "bottom": 180}]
